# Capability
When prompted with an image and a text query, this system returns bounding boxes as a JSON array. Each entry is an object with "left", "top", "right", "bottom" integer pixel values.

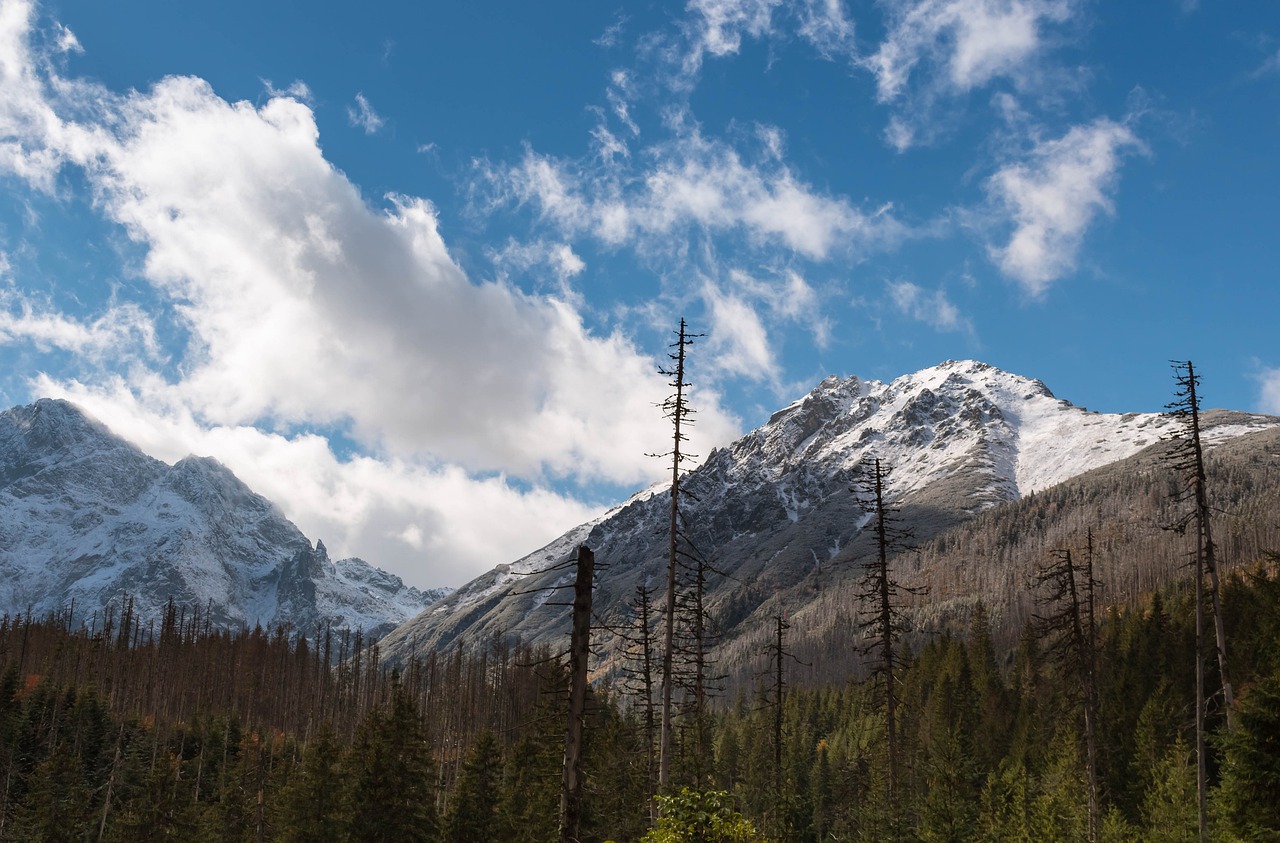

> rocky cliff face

[
  {"left": 377, "top": 360, "right": 1278, "bottom": 669},
  {"left": 0, "top": 399, "right": 442, "bottom": 636}
]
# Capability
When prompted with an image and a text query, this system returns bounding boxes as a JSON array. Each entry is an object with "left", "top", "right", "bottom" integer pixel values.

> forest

[{"left": 0, "top": 555, "right": 1277, "bottom": 841}]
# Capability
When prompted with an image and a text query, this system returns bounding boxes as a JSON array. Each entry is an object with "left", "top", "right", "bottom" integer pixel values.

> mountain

[
  {"left": 0, "top": 399, "right": 445, "bottom": 636},
  {"left": 377, "top": 359, "right": 1280, "bottom": 675}
]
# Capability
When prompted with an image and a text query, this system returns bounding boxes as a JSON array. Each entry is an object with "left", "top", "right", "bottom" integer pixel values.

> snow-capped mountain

[
  {"left": 0, "top": 399, "right": 445, "bottom": 636},
  {"left": 378, "top": 359, "right": 1279, "bottom": 664}
]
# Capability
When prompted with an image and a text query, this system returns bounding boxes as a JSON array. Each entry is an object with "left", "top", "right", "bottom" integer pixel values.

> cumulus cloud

[
  {"left": 1259, "top": 367, "right": 1280, "bottom": 414},
  {"left": 347, "top": 92, "right": 384, "bottom": 134},
  {"left": 986, "top": 117, "right": 1142, "bottom": 295},
  {"left": 0, "top": 0, "right": 743, "bottom": 585}
]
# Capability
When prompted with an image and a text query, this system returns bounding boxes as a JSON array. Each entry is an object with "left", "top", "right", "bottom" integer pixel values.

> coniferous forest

[{"left": 0, "top": 556, "right": 1278, "bottom": 841}]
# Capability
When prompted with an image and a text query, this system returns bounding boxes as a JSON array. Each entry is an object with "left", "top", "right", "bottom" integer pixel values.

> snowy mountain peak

[
  {"left": 0, "top": 399, "right": 443, "bottom": 636},
  {"left": 378, "top": 359, "right": 1279, "bottom": 664}
]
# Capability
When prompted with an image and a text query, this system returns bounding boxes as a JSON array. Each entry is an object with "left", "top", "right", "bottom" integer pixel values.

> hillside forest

[{"left": 0, "top": 557, "right": 1277, "bottom": 842}]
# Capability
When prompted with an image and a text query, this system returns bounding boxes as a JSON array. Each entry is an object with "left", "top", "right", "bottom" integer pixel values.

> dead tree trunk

[
  {"left": 656, "top": 319, "right": 697, "bottom": 791},
  {"left": 560, "top": 545, "right": 595, "bottom": 843}
]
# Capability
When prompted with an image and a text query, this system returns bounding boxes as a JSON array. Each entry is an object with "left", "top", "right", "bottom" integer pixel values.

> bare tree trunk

[
  {"left": 658, "top": 319, "right": 694, "bottom": 791},
  {"left": 560, "top": 545, "right": 595, "bottom": 843}
]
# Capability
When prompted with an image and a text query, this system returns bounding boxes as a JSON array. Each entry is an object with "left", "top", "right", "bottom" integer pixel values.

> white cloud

[
  {"left": 701, "top": 280, "right": 774, "bottom": 380},
  {"left": 0, "top": 0, "right": 100, "bottom": 192},
  {"left": 863, "top": 0, "right": 1079, "bottom": 149},
  {"left": 797, "top": 0, "right": 856, "bottom": 59},
  {"left": 0, "top": 2, "right": 744, "bottom": 585},
  {"left": 657, "top": 0, "right": 857, "bottom": 89},
  {"left": 867, "top": 0, "right": 1076, "bottom": 102},
  {"left": 0, "top": 288, "right": 158, "bottom": 358},
  {"left": 483, "top": 126, "right": 903, "bottom": 261},
  {"left": 688, "top": 0, "right": 781, "bottom": 61},
  {"left": 986, "top": 117, "right": 1141, "bottom": 295},
  {"left": 699, "top": 268, "right": 831, "bottom": 382},
  {"left": 263, "top": 79, "right": 312, "bottom": 103},
  {"left": 346, "top": 92, "right": 384, "bottom": 134},
  {"left": 1252, "top": 48, "right": 1280, "bottom": 79},
  {"left": 1259, "top": 367, "right": 1280, "bottom": 414},
  {"left": 887, "top": 279, "right": 971, "bottom": 332}
]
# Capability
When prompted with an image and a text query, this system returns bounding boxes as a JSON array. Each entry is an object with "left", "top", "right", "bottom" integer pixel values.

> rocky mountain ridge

[
  {"left": 0, "top": 399, "right": 443, "bottom": 636},
  {"left": 377, "top": 359, "right": 1279, "bottom": 670}
]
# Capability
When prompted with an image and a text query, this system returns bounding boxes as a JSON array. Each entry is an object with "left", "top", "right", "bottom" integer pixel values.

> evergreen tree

[
  {"left": 278, "top": 722, "right": 348, "bottom": 842},
  {"left": 443, "top": 730, "right": 500, "bottom": 842},
  {"left": 346, "top": 682, "right": 440, "bottom": 842},
  {"left": 1214, "top": 670, "right": 1280, "bottom": 839}
]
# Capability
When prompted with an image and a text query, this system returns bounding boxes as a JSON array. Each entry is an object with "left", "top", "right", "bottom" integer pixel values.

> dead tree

[
  {"left": 559, "top": 545, "right": 595, "bottom": 843},
  {"left": 616, "top": 585, "right": 659, "bottom": 813},
  {"left": 1166, "top": 360, "right": 1236, "bottom": 842},
  {"left": 671, "top": 517, "right": 726, "bottom": 785},
  {"left": 651, "top": 319, "right": 700, "bottom": 791},
  {"left": 760, "top": 612, "right": 806, "bottom": 834},
  {"left": 1032, "top": 538, "right": 1101, "bottom": 843},
  {"left": 852, "top": 457, "right": 922, "bottom": 809}
]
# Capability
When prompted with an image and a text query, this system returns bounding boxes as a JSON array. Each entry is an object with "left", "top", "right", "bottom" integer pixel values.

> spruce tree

[
  {"left": 346, "top": 682, "right": 439, "bottom": 842},
  {"left": 444, "top": 730, "right": 500, "bottom": 842}
]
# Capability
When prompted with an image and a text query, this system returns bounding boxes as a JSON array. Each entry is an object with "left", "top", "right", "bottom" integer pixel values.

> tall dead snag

[
  {"left": 652, "top": 319, "right": 699, "bottom": 791},
  {"left": 1168, "top": 360, "right": 1235, "bottom": 720},
  {"left": 616, "top": 585, "right": 659, "bottom": 816},
  {"left": 559, "top": 545, "right": 595, "bottom": 843},
  {"left": 673, "top": 527, "right": 725, "bottom": 784},
  {"left": 760, "top": 612, "right": 804, "bottom": 837},
  {"left": 1166, "top": 360, "right": 1236, "bottom": 843},
  {"left": 1032, "top": 537, "right": 1101, "bottom": 843},
  {"left": 852, "top": 457, "right": 921, "bottom": 810}
]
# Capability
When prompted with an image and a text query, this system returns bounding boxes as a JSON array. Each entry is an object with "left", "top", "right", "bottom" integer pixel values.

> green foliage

[
  {"left": 1215, "top": 670, "right": 1280, "bottom": 840},
  {"left": 641, "top": 788, "right": 765, "bottom": 843},
  {"left": 443, "top": 730, "right": 500, "bottom": 842},
  {"left": 278, "top": 722, "right": 348, "bottom": 842},
  {"left": 346, "top": 684, "right": 439, "bottom": 842}
]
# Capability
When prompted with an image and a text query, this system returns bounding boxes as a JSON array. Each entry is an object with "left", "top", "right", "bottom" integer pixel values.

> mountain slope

[
  {"left": 0, "top": 399, "right": 443, "bottom": 635},
  {"left": 378, "top": 360, "right": 1279, "bottom": 670}
]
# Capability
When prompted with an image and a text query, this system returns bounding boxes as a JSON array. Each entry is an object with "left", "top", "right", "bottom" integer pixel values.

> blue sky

[{"left": 1, "top": 0, "right": 1278, "bottom": 588}]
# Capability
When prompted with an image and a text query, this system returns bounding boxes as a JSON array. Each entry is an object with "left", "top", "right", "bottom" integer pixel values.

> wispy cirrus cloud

[
  {"left": 477, "top": 123, "right": 904, "bottom": 262},
  {"left": 346, "top": 92, "right": 384, "bottom": 134},
  {"left": 0, "top": 289, "right": 158, "bottom": 359},
  {"left": 864, "top": 0, "right": 1081, "bottom": 149},
  {"left": 986, "top": 117, "right": 1142, "bottom": 295},
  {"left": 887, "top": 280, "right": 972, "bottom": 333},
  {"left": 698, "top": 268, "right": 828, "bottom": 384}
]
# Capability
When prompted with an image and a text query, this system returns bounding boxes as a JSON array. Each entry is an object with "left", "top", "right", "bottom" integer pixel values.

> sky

[{"left": 1, "top": 0, "right": 1278, "bottom": 589}]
